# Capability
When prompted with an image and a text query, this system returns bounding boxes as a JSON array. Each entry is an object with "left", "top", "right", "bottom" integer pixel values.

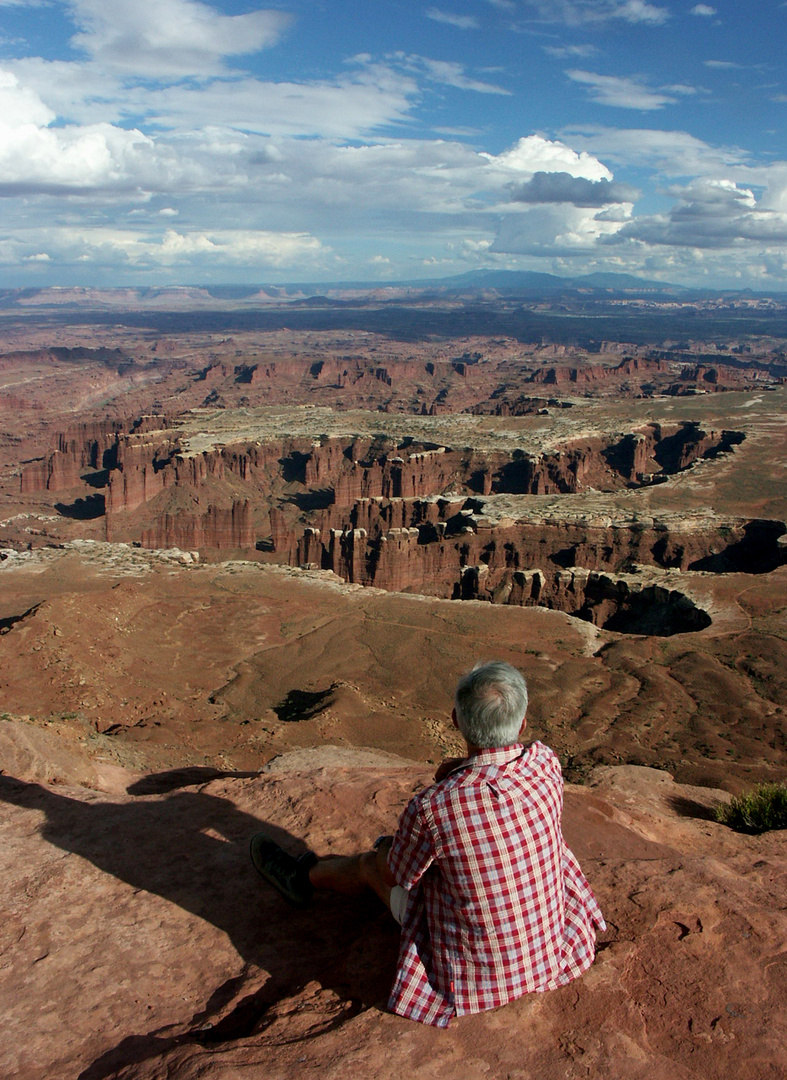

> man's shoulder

[
  {"left": 462, "top": 740, "right": 561, "bottom": 778},
  {"left": 419, "top": 741, "right": 562, "bottom": 806},
  {"left": 523, "top": 740, "right": 562, "bottom": 774}
]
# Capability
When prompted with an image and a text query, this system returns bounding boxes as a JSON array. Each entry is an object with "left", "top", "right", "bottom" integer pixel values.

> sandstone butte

[{"left": 1, "top": 322, "right": 787, "bottom": 1078}]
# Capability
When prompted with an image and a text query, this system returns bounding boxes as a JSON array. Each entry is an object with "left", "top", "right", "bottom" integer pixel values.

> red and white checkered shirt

[{"left": 387, "top": 741, "right": 605, "bottom": 1027}]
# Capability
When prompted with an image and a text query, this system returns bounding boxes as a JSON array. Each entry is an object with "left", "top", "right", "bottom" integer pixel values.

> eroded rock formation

[
  {"left": 20, "top": 416, "right": 167, "bottom": 495},
  {"left": 20, "top": 410, "right": 783, "bottom": 630},
  {"left": 90, "top": 418, "right": 747, "bottom": 521},
  {"left": 139, "top": 502, "right": 254, "bottom": 550}
]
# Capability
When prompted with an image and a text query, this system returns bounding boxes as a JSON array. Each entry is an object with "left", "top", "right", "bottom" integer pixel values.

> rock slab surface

[{"left": 1, "top": 747, "right": 786, "bottom": 1080}]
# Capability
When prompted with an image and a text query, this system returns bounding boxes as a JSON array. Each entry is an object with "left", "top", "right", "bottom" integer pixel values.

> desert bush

[{"left": 715, "top": 782, "right": 787, "bottom": 834}]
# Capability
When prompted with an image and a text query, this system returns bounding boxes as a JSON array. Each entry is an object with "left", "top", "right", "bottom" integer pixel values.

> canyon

[
  {"left": 1, "top": 295, "right": 786, "bottom": 1080},
  {"left": 14, "top": 402, "right": 783, "bottom": 636},
  {"left": 2, "top": 314, "right": 786, "bottom": 788}
]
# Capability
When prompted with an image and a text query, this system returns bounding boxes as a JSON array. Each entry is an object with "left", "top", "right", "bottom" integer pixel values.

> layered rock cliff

[
  {"left": 20, "top": 416, "right": 167, "bottom": 495},
  {"left": 23, "top": 409, "right": 785, "bottom": 631}
]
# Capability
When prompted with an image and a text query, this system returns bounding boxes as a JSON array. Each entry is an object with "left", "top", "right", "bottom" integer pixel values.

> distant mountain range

[
  {"left": 197, "top": 269, "right": 692, "bottom": 300},
  {"left": 1, "top": 270, "right": 784, "bottom": 311},
  {"left": 198, "top": 268, "right": 779, "bottom": 302},
  {"left": 409, "top": 269, "right": 688, "bottom": 293}
]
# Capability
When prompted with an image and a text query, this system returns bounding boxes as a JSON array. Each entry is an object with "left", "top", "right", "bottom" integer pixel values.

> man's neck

[{"left": 465, "top": 741, "right": 522, "bottom": 757}]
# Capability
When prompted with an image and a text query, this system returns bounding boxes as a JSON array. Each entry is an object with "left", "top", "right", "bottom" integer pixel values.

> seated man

[{"left": 250, "top": 660, "right": 605, "bottom": 1028}]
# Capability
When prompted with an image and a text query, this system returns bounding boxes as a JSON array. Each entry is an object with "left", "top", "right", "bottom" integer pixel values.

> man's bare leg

[{"left": 309, "top": 839, "right": 395, "bottom": 907}]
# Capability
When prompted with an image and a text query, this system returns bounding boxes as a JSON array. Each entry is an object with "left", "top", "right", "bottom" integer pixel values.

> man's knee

[
  {"left": 375, "top": 841, "right": 397, "bottom": 888},
  {"left": 359, "top": 849, "right": 378, "bottom": 885},
  {"left": 359, "top": 846, "right": 395, "bottom": 906}
]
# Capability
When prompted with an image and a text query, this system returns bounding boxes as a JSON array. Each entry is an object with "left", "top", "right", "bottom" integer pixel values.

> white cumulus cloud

[
  {"left": 0, "top": 68, "right": 54, "bottom": 126},
  {"left": 483, "top": 134, "right": 612, "bottom": 180},
  {"left": 608, "top": 179, "right": 787, "bottom": 248},
  {"left": 69, "top": 0, "right": 292, "bottom": 76},
  {"left": 0, "top": 71, "right": 167, "bottom": 194},
  {"left": 0, "top": 226, "right": 326, "bottom": 269},
  {"left": 491, "top": 203, "right": 629, "bottom": 256}
]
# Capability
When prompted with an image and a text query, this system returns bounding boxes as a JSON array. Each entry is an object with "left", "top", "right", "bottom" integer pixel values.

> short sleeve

[{"left": 388, "top": 794, "right": 435, "bottom": 891}]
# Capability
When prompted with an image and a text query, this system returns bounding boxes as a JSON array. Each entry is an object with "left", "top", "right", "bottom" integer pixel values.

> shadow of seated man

[{"left": 0, "top": 768, "right": 396, "bottom": 1032}]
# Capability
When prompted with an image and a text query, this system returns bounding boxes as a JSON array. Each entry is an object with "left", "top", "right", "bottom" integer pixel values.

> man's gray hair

[{"left": 454, "top": 661, "right": 528, "bottom": 749}]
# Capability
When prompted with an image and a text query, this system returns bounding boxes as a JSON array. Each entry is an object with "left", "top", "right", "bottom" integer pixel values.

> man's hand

[{"left": 434, "top": 756, "right": 467, "bottom": 782}]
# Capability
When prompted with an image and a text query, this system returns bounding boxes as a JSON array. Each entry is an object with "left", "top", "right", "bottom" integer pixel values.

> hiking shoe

[{"left": 249, "top": 832, "right": 317, "bottom": 908}]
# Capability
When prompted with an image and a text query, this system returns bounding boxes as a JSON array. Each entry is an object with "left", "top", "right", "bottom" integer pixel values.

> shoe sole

[{"left": 249, "top": 832, "right": 311, "bottom": 908}]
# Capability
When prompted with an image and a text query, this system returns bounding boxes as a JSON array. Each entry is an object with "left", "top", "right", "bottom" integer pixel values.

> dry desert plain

[{"left": 0, "top": 293, "right": 786, "bottom": 1079}]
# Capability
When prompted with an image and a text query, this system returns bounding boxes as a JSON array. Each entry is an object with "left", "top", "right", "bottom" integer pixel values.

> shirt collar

[{"left": 462, "top": 743, "right": 526, "bottom": 769}]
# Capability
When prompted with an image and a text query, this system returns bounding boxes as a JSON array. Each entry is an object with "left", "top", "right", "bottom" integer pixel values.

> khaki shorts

[{"left": 390, "top": 885, "right": 409, "bottom": 925}]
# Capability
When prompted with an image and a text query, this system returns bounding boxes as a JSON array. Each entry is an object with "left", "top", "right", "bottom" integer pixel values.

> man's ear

[{"left": 519, "top": 716, "right": 527, "bottom": 735}]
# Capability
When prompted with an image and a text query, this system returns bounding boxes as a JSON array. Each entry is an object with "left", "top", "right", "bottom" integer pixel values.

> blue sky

[{"left": 1, "top": 0, "right": 786, "bottom": 288}]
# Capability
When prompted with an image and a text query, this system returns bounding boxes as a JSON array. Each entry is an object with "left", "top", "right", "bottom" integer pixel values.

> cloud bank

[{"left": 0, "top": 0, "right": 784, "bottom": 288}]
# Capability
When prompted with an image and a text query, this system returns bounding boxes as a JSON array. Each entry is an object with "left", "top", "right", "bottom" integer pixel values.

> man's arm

[{"left": 388, "top": 795, "right": 435, "bottom": 891}]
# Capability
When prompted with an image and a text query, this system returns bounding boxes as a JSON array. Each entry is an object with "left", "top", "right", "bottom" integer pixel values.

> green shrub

[{"left": 715, "top": 782, "right": 787, "bottom": 834}]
